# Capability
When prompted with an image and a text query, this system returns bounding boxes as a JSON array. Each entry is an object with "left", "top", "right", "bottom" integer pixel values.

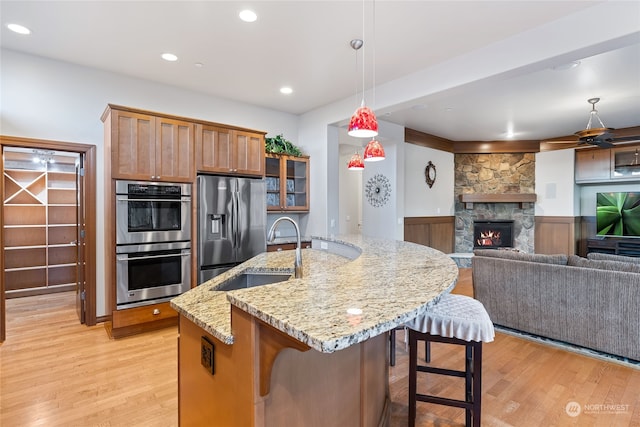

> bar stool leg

[
  {"left": 473, "top": 342, "right": 482, "bottom": 427},
  {"left": 465, "top": 344, "right": 473, "bottom": 426},
  {"left": 390, "top": 329, "right": 396, "bottom": 366},
  {"left": 408, "top": 330, "right": 418, "bottom": 427}
]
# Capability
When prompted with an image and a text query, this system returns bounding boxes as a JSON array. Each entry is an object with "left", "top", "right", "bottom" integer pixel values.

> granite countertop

[{"left": 171, "top": 235, "right": 458, "bottom": 353}]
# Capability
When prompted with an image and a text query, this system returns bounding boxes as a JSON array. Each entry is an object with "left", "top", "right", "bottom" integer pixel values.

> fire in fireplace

[{"left": 473, "top": 220, "right": 514, "bottom": 249}]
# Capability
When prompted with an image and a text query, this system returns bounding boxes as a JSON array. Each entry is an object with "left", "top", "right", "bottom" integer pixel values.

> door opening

[{"left": 0, "top": 136, "right": 96, "bottom": 342}]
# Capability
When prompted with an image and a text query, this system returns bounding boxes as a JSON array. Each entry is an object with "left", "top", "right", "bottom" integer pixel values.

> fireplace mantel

[{"left": 459, "top": 193, "right": 536, "bottom": 209}]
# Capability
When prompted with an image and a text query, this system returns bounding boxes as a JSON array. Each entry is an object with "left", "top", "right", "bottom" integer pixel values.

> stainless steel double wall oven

[{"left": 115, "top": 180, "right": 191, "bottom": 309}]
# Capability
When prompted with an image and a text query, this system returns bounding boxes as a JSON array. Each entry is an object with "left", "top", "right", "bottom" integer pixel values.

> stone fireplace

[{"left": 455, "top": 153, "right": 535, "bottom": 254}]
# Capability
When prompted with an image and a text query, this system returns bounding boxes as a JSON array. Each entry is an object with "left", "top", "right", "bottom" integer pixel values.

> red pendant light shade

[
  {"left": 347, "top": 152, "right": 365, "bottom": 170},
  {"left": 348, "top": 104, "right": 379, "bottom": 138},
  {"left": 363, "top": 139, "right": 385, "bottom": 161}
]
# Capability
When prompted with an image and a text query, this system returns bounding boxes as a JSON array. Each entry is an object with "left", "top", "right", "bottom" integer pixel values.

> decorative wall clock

[
  {"left": 365, "top": 173, "right": 391, "bottom": 207},
  {"left": 425, "top": 161, "right": 436, "bottom": 188}
]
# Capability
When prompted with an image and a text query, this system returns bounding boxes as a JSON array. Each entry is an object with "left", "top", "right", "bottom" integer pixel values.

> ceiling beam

[
  {"left": 405, "top": 125, "right": 640, "bottom": 154},
  {"left": 405, "top": 127, "right": 540, "bottom": 153},
  {"left": 404, "top": 128, "right": 454, "bottom": 152},
  {"left": 452, "top": 140, "right": 540, "bottom": 153}
]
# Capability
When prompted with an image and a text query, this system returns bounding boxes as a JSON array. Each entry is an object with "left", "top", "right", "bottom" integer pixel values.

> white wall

[
  {"left": 534, "top": 149, "right": 577, "bottom": 216},
  {"left": 1, "top": 49, "right": 299, "bottom": 318},
  {"left": 358, "top": 121, "right": 405, "bottom": 240},
  {"left": 404, "top": 145, "right": 455, "bottom": 217},
  {"left": 338, "top": 149, "right": 363, "bottom": 235}
]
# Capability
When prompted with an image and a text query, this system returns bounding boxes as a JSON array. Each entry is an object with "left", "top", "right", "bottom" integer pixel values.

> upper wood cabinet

[
  {"left": 575, "top": 148, "right": 610, "bottom": 183},
  {"left": 266, "top": 154, "right": 309, "bottom": 212},
  {"left": 575, "top": 142, "right": 640, "bottom": 184},
  {"left": 196, "top": 124, "right": 264, "bottom": 176},
  {"left": 106, "top": 108, "right": 195, "bottom": 182}
]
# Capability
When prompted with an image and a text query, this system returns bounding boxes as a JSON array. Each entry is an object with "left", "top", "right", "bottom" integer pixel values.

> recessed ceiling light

[
  {"left": 7, "top": 23, "right": 31, "bottom": 35},
  {"left": 239, "top": 9, "right": 257, "bottom": 22},
  {"left": 161, "top": 53, "right": 178, "bottom": 62},
  {"left": 280, "top": 87, "right": 293, "bottom": 95}
]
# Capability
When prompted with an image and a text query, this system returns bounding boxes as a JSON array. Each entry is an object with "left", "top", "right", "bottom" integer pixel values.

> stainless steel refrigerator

[{"left": 197, "top": 175, "right": 266, "bottom": 284}]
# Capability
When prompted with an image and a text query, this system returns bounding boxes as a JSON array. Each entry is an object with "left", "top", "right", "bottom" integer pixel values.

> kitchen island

[{"left": 171, "top": 235, "right": 458, "bottom": 427}]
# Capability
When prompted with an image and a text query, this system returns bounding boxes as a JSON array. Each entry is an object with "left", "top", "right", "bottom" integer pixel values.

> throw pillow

[
  {"left": 473, "top": 249, "right": 567, "bottom": 265},
  {"left": 567, "top": 255, "right": 640, "bottom": 273},
  {"left": 587, "top": 252, "right": 640, "bottom": 264}
]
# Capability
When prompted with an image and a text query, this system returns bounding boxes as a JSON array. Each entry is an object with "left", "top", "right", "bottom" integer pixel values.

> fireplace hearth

[{"left": 473, "top": 220, "right": 514, "bottom": 249}]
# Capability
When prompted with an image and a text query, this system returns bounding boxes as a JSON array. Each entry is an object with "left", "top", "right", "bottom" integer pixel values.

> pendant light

[
  {"left": 347, "top": 0, "right": 378, "bottom": 138},
  {"left": 363, "top": 139, "right": 385, "bottom": 162},
  {"left": 347, "top": 151, "right": 365, "bottom": 170}
]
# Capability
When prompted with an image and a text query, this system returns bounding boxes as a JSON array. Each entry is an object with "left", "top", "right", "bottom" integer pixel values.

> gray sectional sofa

[{"left": 472, "top": 249, "right": 640, "bottom": 361}]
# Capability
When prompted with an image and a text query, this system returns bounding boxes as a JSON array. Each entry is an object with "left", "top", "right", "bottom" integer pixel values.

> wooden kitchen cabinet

[
  {"left": 575, "top": 148, "right": 610, "bottom": 183},
  {"left": 196, "top": 124, "right": 264, "bottom": 176},
  {"left": 106, "top": 107, "right": 194, "bottom": 182},
  {"left": 109, "top": 301, "right": 177, "bottom": 338},
  {"left": 266, "top": 154, "right": 309, "bottom": 212}
]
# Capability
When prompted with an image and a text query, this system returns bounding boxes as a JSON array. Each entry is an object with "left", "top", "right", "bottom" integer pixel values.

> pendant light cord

[
  {"left": 372, "top": 0, "right": 376, "bottom": 110},
  {"left": 362, "top": 0, "right": 366, "bottom": 105}
]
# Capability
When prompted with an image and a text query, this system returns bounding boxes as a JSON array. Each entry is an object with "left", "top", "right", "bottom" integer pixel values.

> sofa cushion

[
  {"left": 567, "top": 255, "right": 640, "bottom": 273},
  {"left": 587, "top": 252, "right": 640, "bottom": 264},
  {"left": 473, "top": 249, "right": 567, "bottom": 265}
]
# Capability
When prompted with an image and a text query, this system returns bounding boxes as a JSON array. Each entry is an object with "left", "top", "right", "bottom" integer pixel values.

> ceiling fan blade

[
  {"left": 611, "top": 135, "right": 640, "bottom": 143},
  {"left": 594, "top": 140, "right": 615, "bottom": 148}
]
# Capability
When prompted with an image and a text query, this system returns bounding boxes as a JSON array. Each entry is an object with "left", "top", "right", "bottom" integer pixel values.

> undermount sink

[{"left": 214, "top": 272, "right": 292, "bottom": 292}]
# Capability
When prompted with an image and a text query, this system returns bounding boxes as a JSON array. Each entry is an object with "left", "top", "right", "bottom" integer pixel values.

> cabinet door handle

[{"left": 153, "top": 308, "right": 161, "bottom": 315}]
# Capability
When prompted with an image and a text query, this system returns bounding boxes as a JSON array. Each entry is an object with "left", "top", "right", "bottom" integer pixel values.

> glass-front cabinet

[
  {"left": 265, "top": 154, "right": 309, "bottom": 212},
  {"left": 611, "top": 145, "right": 640, "bottom": 180}
]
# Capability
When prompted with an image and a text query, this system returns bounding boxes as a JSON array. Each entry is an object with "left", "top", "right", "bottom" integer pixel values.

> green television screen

[{"left": 596, "top": 192, "right": 640, "bottom": 237}]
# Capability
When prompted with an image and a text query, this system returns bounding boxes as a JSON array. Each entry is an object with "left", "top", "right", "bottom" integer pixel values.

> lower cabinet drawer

[{"left": 112, "top": 302, "right": 177, "bottom": 329}]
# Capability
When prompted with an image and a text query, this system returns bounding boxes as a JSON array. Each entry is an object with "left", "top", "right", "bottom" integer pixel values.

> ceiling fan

[{"left": 543, "top": 98, "right": 640, "bottom": 148}]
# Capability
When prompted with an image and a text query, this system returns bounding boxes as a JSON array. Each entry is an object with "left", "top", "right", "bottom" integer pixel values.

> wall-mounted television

[{"left": 596, "top": 192, "right": 640, "bottom": 237}]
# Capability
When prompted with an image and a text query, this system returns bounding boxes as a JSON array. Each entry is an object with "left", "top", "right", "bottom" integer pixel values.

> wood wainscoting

[
  {"left": 534, "top": 216, "right": 579, "bottom": 255},
  {"left": 404, "top": 216, "right": 454, "bottom": 254}
]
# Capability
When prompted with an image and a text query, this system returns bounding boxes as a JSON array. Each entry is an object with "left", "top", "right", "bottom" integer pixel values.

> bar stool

[{"left": 404, "top": 293, "right": 494, "bottom": 427}]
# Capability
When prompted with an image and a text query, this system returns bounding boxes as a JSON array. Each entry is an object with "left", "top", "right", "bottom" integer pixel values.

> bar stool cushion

[{"left": 405, "top": 294, "right": 495, "bottom": 343}]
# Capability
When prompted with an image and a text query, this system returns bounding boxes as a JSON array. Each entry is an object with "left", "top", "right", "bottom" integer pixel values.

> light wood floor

[{"left": 1, "top": 269, "right": 639, "bottom": 427}]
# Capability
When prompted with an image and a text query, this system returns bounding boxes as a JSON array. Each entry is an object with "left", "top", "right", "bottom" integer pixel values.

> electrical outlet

[{"left": 201, "top": 336, "right": 215, "bottom": 375}]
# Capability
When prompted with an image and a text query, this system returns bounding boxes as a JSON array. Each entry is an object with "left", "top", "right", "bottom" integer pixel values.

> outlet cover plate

[{"left": 201, "top": 336, "right": 215, "bottom": 375}]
